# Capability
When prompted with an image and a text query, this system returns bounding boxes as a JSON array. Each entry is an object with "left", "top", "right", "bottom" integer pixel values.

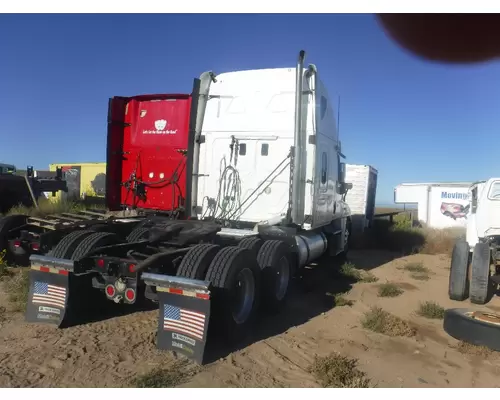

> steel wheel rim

[
  {"left": 467, "top": 311, "right": 500, "bottom": 326},
  {"left": 275, "top": 255, "right": 290, "bottom": 301},
  {"left": 231, "top": 268, "right": 255, "bottom": 324}
]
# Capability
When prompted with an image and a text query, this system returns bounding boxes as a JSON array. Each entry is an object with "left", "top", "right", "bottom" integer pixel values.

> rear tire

[
  {"left": 176, "top": 244, "right": 221, "bottom": 280},
  {"left": 470, "top": 242, "right": 492, "bottom": 305},
  {"left": 205, "top": 246, "right": 261, "bottom": 342},
  {"left": 49, "top": 229, "right": 95, "bottom": 259},
  {"left": 71, "top": 232, "right": 122, "bottom": 260},
  {"left": 238, "top": 237, "right": 264, "bottom": 255},
  {"left": 127, "top": 227, "right": 150, "bottom": 242},
  {"left": 449, "top": 239, "right": 471, "bottom": 301},
  {"left": 336, "top": 219, "right": 351, "bottom": 263},
  {"left": 256, "top": 240, "right": 292, "bottom": 313}
]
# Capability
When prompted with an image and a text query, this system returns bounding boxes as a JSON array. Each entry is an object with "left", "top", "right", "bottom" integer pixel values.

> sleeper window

[{"left": 489, "top": 182, "right": 500, "bottom": 199}]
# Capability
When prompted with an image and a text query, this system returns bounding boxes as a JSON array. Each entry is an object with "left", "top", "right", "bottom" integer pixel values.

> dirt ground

[{"left": 2, "top": 249, "right": 500, "bottom": 388}]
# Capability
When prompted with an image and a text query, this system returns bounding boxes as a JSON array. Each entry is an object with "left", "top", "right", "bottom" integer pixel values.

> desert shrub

[
  {"left": 362, "top": 307, "right": 416, "bottom": 337},
  {"left": 403, "top": 262, "right": 431, "bottom": 281},
  {"left": 333, "top": 293, "right": 355, "bottom": 307},
  {"left": 0, "top": 249, "right": 11, "bottom": 279},
  {"left": 339, "top": 262, "right": 378, "bottom": 283},
  {"left": 419, "top": 227, "right": 465, "bottom": 255},
  {"left": 5, "top": 268, "right": 30, "bottom": 312},
  {"left": 417, "top": 301, "right": 445, "bottom": 319},
  {"left": 355, "top": 212, "right": 464, "bottom": 256},
  {"left": 132, "top": 359, "right": 199, "bottom": 388},
  {"left": 309, "top": 353, "right": 371, "bottom": 388},
  {"left": 5, "top": 196, "right": 108, "bottom": 218},
  {"left": 377, "top": 283, "right": 403, "bottom": 297}
]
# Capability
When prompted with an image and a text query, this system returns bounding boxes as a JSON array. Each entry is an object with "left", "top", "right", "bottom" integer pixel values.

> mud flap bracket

[{"left": 142, "top": 272, "right": 211, "bottom": 365}]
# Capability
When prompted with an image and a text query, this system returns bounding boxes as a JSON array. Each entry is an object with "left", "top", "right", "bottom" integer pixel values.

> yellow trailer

[{"left": 48, "top": 162, "right": 106, "bottom": 201}]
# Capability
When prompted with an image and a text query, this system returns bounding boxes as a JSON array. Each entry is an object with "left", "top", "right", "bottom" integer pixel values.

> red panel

[{"left": 107, "top": 94, "right": 192, "bottom": 212}]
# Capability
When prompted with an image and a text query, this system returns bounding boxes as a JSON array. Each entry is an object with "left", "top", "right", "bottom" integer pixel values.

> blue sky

[{"left": 1, "top": 13, "right": 500, "bottom": 205}]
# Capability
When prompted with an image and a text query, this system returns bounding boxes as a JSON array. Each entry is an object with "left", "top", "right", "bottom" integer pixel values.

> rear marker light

[
  {"left": 14, "top": 240, "right": 21, "bottom": 248},
  {"left": 106, "top": 285, "right": 115, "bottom": 297},
  {"left": 169, "top": 288, "right": 183, "bottom": 295},
  {"left": 96, "top": 259, "right": 105, "bottom": 268},
  {"left": 128, "top": 264, "right": 135, "bottom": 273},
  {"left": 125, "top": 288, "right": 136, "bottom": 302},
  {"left": 31, "top": 243, "right": 40, "bottom": 251}
]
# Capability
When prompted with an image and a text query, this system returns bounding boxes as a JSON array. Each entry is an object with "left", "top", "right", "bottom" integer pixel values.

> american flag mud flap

[
  {"left": 25, "top": 254, "right": 74, "bottom": 327},
  {"left": 142, "top": 272, "right": 211, "bottom": 365}
]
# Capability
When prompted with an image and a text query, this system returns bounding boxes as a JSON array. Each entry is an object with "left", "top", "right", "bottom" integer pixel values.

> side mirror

[
  {"left": 338, "top": 182, "right": 352, "bottom": 195},
  {"left": 339, "top": 162, "right": 346, "bottom": 183}
]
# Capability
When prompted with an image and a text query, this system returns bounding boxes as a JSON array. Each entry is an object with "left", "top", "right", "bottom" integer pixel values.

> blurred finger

[{"left": 376, "top": 14, "right": 500, "bottom": 63}]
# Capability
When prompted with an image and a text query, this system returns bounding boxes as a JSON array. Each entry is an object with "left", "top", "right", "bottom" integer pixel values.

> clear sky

[{"left": 1, "top": 13, "right": 500, "bottom": 205}]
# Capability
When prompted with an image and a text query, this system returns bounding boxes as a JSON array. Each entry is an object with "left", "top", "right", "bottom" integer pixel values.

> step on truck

[
  {"left": 0, "top": 91, "right": 195, "bottom": 266},
  {"left": 25, "top": 50, "right": 353, "bottom": 364}
]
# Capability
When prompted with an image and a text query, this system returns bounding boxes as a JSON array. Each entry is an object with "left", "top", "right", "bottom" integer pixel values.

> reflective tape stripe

[
  {"left": 31, "top": 265, "right": 69, "bottom": 276},
  {"left": 156, "top": 286, "right": 210, "bottom": 300}
]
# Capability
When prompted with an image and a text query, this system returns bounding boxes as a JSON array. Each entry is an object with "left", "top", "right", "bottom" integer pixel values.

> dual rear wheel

[
  {"left": 175, "top": 238, "right": 292, "bottom": 341},
  {"left": 449, "top": 239, "right": 495, "bottom": 305}
]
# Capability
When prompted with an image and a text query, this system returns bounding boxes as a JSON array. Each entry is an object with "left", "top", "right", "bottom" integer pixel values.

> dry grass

[
  {"left": 0, "top": 250, "right": 13, "bottom": 280},
  {"left": 419, "top": 227, "right": 465, "bottom": 256},
  {"left": 7, "top": 199, "right": 87, "bottom": 217},
  {"left": 455, "top": 341, "right": 493, "bottom": 357},
  {"left": 132, "top": 359, "right": 199, "bottom": 388},
  {"left": 0, "top": 305, "right": 6, "bottom": 323},
  {"left": 309, "top": 353, "right": 371, "bottom": 388},
  {"left": 417, "top": 301, "right": 445, "bottom": 319},
  {"left": 5, "top": 198, "right": 107, "bottom": 218},
  {"left": 377, "top": 283, "right": 404, "bottom": 298},
  {"left": 362, "top": 307, "right": 417, "bottom": 337},
  {"left": 404, "top": 262, "right": 428, "bottom": 273},
  {"left": 410, "top": 273, "right": 430, "bottom": 281},
  {"left": 362, "top": 272, "right": 379, "bottom": 283},
  {"left": 333, "top": 293, "right": 355, "bottom": 307},
  {"left": 339, "top": 262, "right": 378, "bottom": 283},
  {"left": 403, "top": 262, "right": 431, "bottom": 281},
  {"left": 5, "top": 268, "right": 30, "bottom": 312},
  {"left": 354, "top": 210, "right": 464, "bottom": 256}
]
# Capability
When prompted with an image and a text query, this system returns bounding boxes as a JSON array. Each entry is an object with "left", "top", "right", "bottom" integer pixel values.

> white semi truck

[{"left": 23, "top": 50, "right": 353, "bottom": 364}]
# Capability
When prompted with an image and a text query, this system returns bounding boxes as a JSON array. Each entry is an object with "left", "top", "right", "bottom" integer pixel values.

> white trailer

[
  {"left": 394, "top": 182, "right": 473, "bottom": 229},
  {"left": 344, "top": 164, "right": 378, "bottom": 234}
]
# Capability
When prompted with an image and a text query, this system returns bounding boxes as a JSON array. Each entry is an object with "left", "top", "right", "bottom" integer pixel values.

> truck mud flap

[
  {"left": 142, "top": 273, "right": 211, "bottom": 365},
  {"left": 25, "top": 255, "right": 75, "bottom": 327}
]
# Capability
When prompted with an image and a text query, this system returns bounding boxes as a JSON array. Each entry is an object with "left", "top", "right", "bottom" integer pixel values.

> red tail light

[
  {"left": 125, "top": 288, "right": 136, "bottom": 302},
  {"left": 128, "top": 264, "right": 135, "bottom": 273},
  {"left": 106, "top": 285, "right": 115, "bottom": 297},
  {"left": 96, "top": 259, "right": 105, "bottom": 268},
  {"left": 31, "top": 242, "right": 40, "bottom": 251},
  {"left": 13, "top": 240, "right": 21, "bottom": 248}
]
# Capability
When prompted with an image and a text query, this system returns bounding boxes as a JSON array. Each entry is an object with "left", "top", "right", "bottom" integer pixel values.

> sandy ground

[{"left": 2, "top": 249, "right": 500, "bottom": 388}]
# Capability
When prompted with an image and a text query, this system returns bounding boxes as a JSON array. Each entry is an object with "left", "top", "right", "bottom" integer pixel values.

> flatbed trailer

[{"left": 22, "top": 50, "right": 353, "bottom": 364}]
